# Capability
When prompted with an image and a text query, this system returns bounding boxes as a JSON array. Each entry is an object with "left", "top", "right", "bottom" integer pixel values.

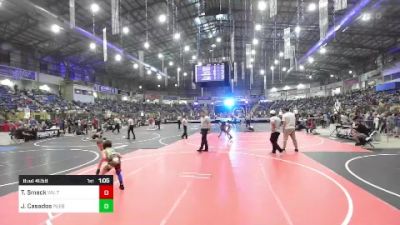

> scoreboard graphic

[
  {"left": 18, "top": 175, "right": 114, "bottom": 213},
  {"left": 195, "top": 63, "right": 226, "bottom": 83}
]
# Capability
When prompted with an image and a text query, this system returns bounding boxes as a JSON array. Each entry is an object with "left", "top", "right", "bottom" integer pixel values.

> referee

[
  {"left": 181, "top": 115, "right": 188, "bottom": 139},
  {"left": 127, "top": 116, "right": 135, "bottom": 140},
  {"left": 198, "top": 111, "right": 211, "bottom": 152}
]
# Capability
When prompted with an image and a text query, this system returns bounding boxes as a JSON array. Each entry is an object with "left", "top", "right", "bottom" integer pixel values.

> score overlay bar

[{"left": 19, "top": 175, "right": 113, "bottom": 213}]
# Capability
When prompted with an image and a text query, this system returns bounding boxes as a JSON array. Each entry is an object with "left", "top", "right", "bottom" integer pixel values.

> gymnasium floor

[{"left": 0, "top": 123, "right": 399, "bottom": 225}]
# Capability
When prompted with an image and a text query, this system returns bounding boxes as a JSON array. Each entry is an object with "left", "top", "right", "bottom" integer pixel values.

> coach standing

[
  {"left": 127, "top": 116, "right": 135, "bottom": 140},
  {"left": 198, "top": 111, "right": 211, "bottom": 152},
  {"left": 282, "top": 108, "right": 299, "bottom": 152},
  {"left": 181, "top": 115, "right": 188, "bottom": 139},
  {"left": 269, "top": 110, "right": 283, "bottom": 154}
]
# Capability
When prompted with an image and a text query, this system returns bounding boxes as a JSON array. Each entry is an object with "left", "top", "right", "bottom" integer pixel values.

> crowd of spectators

[{"left": 1, "top": 84, "right": 400, "bottom": 141}]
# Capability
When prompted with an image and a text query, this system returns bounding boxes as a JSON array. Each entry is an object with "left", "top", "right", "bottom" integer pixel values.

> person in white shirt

[
  {"left": 127, "top": 117, "right": 135, "bottom": 140},
  {"left": 269, "top": 110, "right": 283, "bottom": 154},
  {"left": 198, "top": 111, "right": 211, "bottom": 152},
  {"left": 181, "top": 115, "right": 188, "bottom": 139},
  {"left": 282, "top": 108, "right": 299, "bottom": 152},
  {"left": 112, "top": 117, "right": 121, "bottom": 134}
]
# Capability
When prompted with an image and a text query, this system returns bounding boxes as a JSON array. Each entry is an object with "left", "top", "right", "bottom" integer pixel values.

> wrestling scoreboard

[
  {"left": 19, "top": 175, "right": 114, "bottom": 213},
  {"left": 195, "top": 63, "right": 226, "bottom": 83}
]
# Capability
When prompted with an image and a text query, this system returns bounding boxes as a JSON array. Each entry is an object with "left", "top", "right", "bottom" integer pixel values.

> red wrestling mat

[{"left": 1, "top": 132, "right": 398, "bottom": 225}]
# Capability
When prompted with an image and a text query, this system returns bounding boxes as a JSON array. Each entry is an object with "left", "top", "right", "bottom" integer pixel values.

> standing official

[
  {"left": 181, "top": 116, "right": 188, "bottom": 139},
  {"left": 269, "top": 110, "right": 283, "bottom": 154},
  {"left": 282, "top": 108, "right": 299, "bottom": 152},
  {"left": 127, "top": 117, "right": 135, "bottom": 140},
  {"left": 198, "top": 111, "right": 211, "bottom": 152}
]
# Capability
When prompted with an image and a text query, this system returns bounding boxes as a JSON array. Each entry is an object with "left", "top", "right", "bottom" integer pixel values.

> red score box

[{"left": 99, "top": 185, "right": 113, "bottom": 199}]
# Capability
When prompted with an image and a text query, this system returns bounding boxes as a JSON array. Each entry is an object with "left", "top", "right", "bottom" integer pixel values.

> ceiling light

[
  {"left": 184, "top": 45, "right": 190, "bottom": 52},
  {"left": 308, "top": 3, "right": 317, "bottom": 12},
  {"left": 330, "top": 74, "right": 334, "bottom": 78},
  {"left": 361, "top": 12, "right": 371, "bottom": 21},
  {"left": 139, "top": 85, "right": 142, "bottom": 89},
  {"left": 114, "top": 54, "right": 122, "bottom": 61},
  {"left": 295, "top": 26, "right": 301, "bottom": 35},
  {"left": 197, "top": 61, "right": 202, "bottom": 66},
  {"left": 90, "top": 3, "right": 100, "bottom": 13},
  {"left": 158, "top": 14, "right": 167, "bottom": 23},
  {"left": 258, "top": 1, "right": 267, "bottom": 11},
  {"left": 144, "top": 41, "right": 150, "bottom": 49},
  {"left": 274, "top": 59, "right": 279, "bottom": 65},
  {"left": 183, "top": 72, "right": 188, "bottom": 76},
  {"left": 255, "top": 24, "right": 262, "bottom": 31},
  {"left": 169, "top": 61, "right": 174, "bottom": 66},
  {"left": 349, "top": 70, "right": 353, "bottom": 74},
  {"left": 192, "top": 55, "right": 197, "bottom": 60},
  {"left": 216, "top": 37, "right": 222, "bottom": 43},
  {"left": 147, "top": 70, "right": 152, "bottom": 75},
  {"left": 177, "top": 67, "right": 181, "bottom": 72},
  {"left": 282, "top": 67, "right": 287, "bottom": 72},
  {"left": 122, "top": 26, "right": 130, "bottom": 34},
  {"left": 252, "top": 38, "right": 259, "bottom": 45},
  {"left": 270, "top": 66, "right": 275, "bottom": 71},
  {"left": 211, "top": 44, "right": 217, "bottom": 48},
  {"left": 157, "top": 75, "right": 162, "bottom": 80},
  {"left": 157, "top": 84, "right": 161, "bottom": 88},
  {"left": 251, "top": 49, "right": 256, "bottom": 55},
  {"left": 173, "top": 33, "right": 181, "bottom": 40},
  {"left": 319, "top": 47, "right": 326, "bottom": 54},
  {"left": 222, "top": 57, "right": 226, "bottom": 61},
  {"left": 158, "top": 53, "right": 163, "bottom": 59},
  {"left": 89, "top": 42, "right": 96, "bottom": 50},
  {"left": 309, "top": 75, "right": 313, "bottom": 79},
  {"left": 50, "top": 24, "right": 61, "bottom": 33},
  {"left": 308, "top": 57, "right": 314, "bottom": 63},
  {"left": 279, "top": 52, "right": 284, "bottom": 57},
  {"left": 260, "top": 69, "right": 265, "bottom": 75},
  {"left": 250, "top": 58, "right": 254, "bottom": 62},
  {"left": 174, "top": 83, "right": 178, "bottom": 87},
  {"left": 133, "top": 63, "right": 139, "bottom": 69},
  {"left": 299, "top": 65, "right": 304, "bottom": 71}
]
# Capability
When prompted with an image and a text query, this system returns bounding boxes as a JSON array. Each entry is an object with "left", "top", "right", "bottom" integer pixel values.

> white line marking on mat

[
  {"left": 345, "top": 154, "right": 400, "bottom": 198},
  {"left": 259, "top": 161, "right": 294, "bottom": 225},
  {"left": 160, "top": 182, "right": 191, "bottom": 225}
]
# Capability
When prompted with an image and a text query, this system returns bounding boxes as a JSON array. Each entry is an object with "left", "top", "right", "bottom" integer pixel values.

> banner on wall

[
  {"left": 284, "top": 27, "right": 291, "bottom": 59},
  {"left": 245, "top": 44, "right": 252, "bottom": 68},
  {"left": 233, "top": 62, "right": 237, "bottom": 83},
  {"left": 163, "top": 96, "right": 179, "bottom": 100},
  {"left": 334, "top": 0, "right": 347, "bottom": 11},
  {"left": 69, "top": 0, "right": 75, "bottom": 28},
  {"left": 319, "top": 0, "right": 328, "bottom": 40},
  {"left": 103, "top": 28, "right": 107, "bottom": 62},
  {"left": 230, "top": 29, "right": 235, "bottom": 62},
  {"left": 94, "top": 84, "right": 117, "bottom": 94},
  {"left": 270, "top": 0, "right": 277, "bottom": 18},
  {"left": 0, "top": 65, "right": 36, "bottom": 81},
  {"left": 241, "top": 62, "right": 245, "bottom": 80},
  {"left": 111, "top": 0, "right": 120, "bottom": 35}
]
